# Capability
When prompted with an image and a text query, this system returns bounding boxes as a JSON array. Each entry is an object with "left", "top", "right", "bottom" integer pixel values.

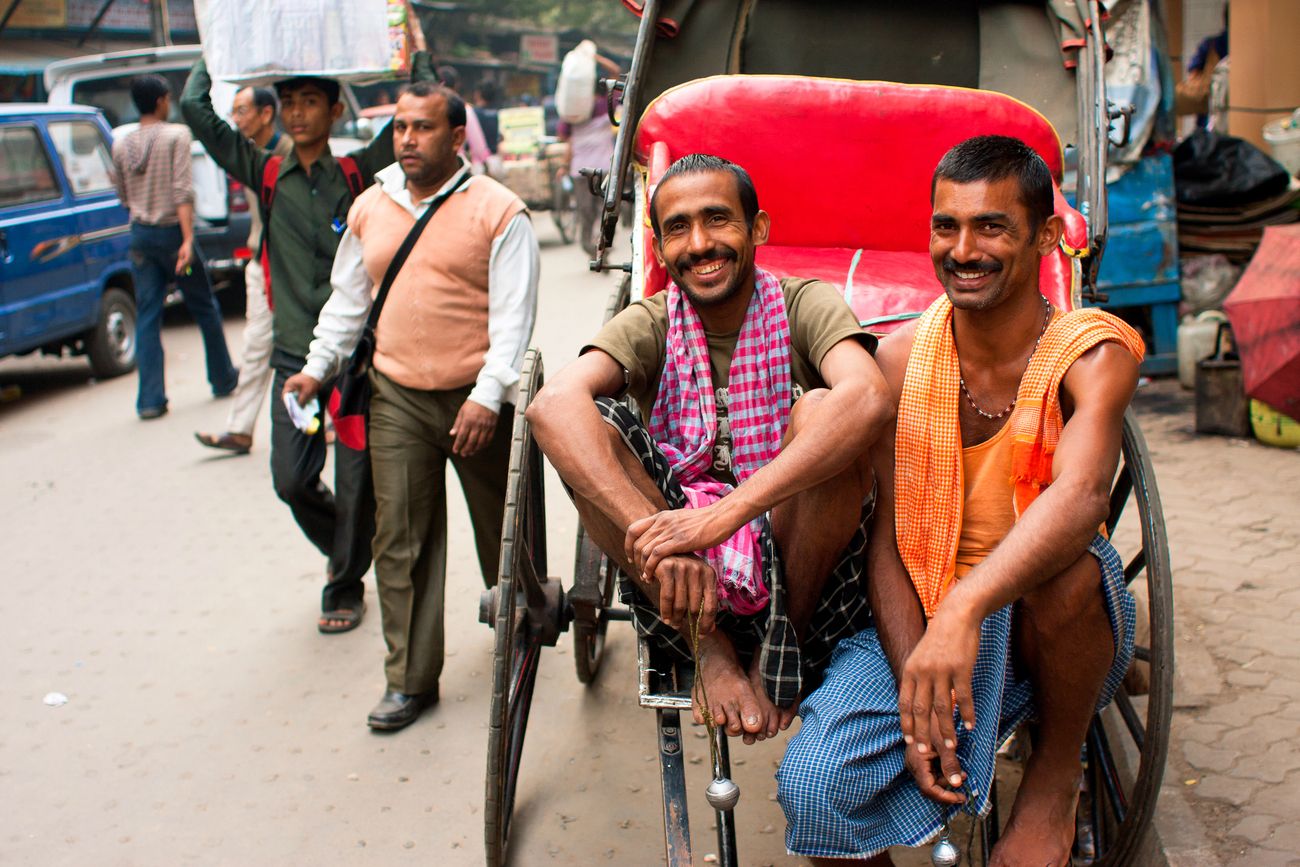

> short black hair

[
  {"left": 250, "top": 86, "right": 278, "bottom": 118},
  {"left": 436, "top": 65, "right": 460, "bottom": 91},
  {"left": 649, "top": 153, "right": 759, "bottom": 239},
  {"left": 398, "top": 81, "right": 467, "bottom": 129},
  {"left": 931, "top": 135, "right": 1055, "bottom": 229},
  {"left": 275, "top": 76, "right": 341, "bottom": 106},
  {"left": 476, "top": 81, "right": 500, "bottom": 107},
  {"left": 130, "top": 74, "right": 170, "bottom": 116}
]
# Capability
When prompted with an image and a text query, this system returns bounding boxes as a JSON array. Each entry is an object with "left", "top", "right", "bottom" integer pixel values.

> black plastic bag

[{"left": 1173, "top": 129, "right": 1291, "bottom": 207}]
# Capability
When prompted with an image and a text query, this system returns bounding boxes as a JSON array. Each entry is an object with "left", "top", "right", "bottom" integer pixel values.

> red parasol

[{"left": 1223, "top": 224, "right": 1300, "bottom": 416}]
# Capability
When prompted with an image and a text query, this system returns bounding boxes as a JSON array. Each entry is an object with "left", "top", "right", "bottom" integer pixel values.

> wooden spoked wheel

[
  {"left": 1071, "top": 409, "right": 1174, "bottom": 864},
  {"left": 552, "top": 176, "right": 577, "bottom": 245},
  {"left": 971, "top": 410, "right": 1174, "bottom": 864},
  {"left": 484, "top": 349, "right": 548, "bottom": 867},
  {"left": 571, "top": 527, "right": 616, "bottom": 684},
  {"left": 569, "top": 275, "right": 633, "bottom": 685}
]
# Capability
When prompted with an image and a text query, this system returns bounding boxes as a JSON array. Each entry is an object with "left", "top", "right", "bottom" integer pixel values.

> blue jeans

[{"left": 129, "top": 223, "right": 238, "bottom": 413}]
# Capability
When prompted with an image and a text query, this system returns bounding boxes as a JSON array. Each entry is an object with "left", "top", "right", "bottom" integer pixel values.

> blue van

[{"left": 0, "top": 104, "right": 135, "bottom": 378}]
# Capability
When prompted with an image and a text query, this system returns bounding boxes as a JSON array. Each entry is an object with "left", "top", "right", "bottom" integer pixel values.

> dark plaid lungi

[{"left": 595, "top": 397, "right": 874, "bottom": 707}]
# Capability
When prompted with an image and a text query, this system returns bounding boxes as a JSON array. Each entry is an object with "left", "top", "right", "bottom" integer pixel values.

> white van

[{"left": 46, "top": 44, "right": 372, "bottom": 287}]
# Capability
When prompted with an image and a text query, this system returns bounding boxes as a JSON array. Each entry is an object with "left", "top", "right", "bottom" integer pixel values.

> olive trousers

[{"left": 368, "top": 369, "right": 513, "bottom": 695}]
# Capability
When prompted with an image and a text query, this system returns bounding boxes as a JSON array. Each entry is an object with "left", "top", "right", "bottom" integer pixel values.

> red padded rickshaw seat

[{"left": 634, "top": 76, "right": 1088, "bottom": 325}]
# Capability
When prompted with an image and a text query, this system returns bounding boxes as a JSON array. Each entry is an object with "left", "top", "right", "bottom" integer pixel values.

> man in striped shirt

[{"left": 111, "top": 73, "right": 237, "bottom": 419}]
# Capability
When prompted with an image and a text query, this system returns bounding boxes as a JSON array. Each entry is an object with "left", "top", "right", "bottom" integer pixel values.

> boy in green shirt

[{"left": 181, "top": 54, "right": 437, "bottom": 633}]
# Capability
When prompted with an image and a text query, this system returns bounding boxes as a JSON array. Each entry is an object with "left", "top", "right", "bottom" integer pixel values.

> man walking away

[
  {"left": 195, "top": 86, "right": 292, "bottom": 454},
  {"left": 181, "top": 54, "right": 437, "bottom": 634},
  {"left": 556, "top": 51, "right": 620, "bottom": 257},
  {"left": 473, "top": 81, "right": 501, "bottom": 154},
  {"left": 111, "top": 74, "right": 237, "bottom": 419},
  {"left": 284, "top": 81, "right": 539, "bottom": 731}
]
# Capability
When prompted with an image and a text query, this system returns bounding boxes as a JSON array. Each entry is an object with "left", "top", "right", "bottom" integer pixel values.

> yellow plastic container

[{"left": 1250, "top": 399, "right": 1300, "bottom": 448}]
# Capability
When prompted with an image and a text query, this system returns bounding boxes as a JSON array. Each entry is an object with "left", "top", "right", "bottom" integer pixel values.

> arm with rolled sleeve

[
  {"left": 110, "top": 143, "right": 129, "bottom": 211},
  {"left": 180, "top": 59, "right": 265, "bottom": 189},
  {"left": 467, "top": 211, "right": 540, "bottom": 413},
  {"left": 170, "top": 127, "right": 196, "bottom": 209},
  {"left": 302, "top": 227, "right": 373, "bottom": 383}
]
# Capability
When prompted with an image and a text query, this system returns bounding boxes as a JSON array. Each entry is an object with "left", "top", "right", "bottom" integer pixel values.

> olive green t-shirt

[{"left": 585, "top": 276, "right": 874, "bottom": 482}]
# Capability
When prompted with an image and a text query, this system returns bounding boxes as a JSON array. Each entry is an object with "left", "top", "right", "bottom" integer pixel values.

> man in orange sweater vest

[{"left": 284, "top": 82, "right": 539, "bottom": 732}]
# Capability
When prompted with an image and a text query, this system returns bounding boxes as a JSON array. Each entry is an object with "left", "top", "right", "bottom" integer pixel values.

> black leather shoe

[{"left": 366, "top": 687, "right": 439, "bottom": 732}]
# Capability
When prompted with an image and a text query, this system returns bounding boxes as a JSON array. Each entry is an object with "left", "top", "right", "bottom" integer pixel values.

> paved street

[
  {"left": 2, "top": 215, "right": 1297, "bottom": 866},
  {"left": 1136, "top": 385, "right": 1300, "bottom": 867}
]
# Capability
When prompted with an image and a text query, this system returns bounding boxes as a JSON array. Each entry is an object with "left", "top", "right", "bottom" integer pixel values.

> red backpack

[{"left": 257, "top": 154, "right": 366, "bottom": 310}]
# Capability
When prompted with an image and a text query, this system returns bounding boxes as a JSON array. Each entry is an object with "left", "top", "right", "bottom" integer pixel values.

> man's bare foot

[
  {"left": 691, "top": 632, "right": 765, "bottom": 740},
  {"left": 745, "top": 653, "right": 797, "bottom": 744},
  {"left": 990, "top": 753, "right": 1081, "bottom": 866}
]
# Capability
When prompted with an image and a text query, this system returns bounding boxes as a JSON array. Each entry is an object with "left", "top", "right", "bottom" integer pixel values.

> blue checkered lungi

[{"left": 776, "top": 535, "right": 1135, "bottom": 859}]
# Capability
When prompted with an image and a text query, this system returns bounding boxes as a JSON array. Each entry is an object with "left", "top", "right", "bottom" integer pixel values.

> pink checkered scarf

[{"left": 647, "top": 267, "right": 792, "bottom": 615}]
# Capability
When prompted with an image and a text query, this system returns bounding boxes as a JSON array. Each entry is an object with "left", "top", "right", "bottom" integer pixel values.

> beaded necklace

[{"left": 957, "top": 296, "right": 1053, "bottom": 421}]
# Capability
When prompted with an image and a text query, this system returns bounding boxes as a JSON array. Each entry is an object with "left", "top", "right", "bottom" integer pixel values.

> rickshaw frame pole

[
  {"left": 591, "top": 0, "right": 662, "bottom": 272},
  {"left": 1074, "top": 0, "right": 1111, "bottom": 295},
  {"left": 656, "top": 709, "right": 693, "bottom": 864},
  {"left": 711, "top": 728, "right": 739, "bottom": 867}
]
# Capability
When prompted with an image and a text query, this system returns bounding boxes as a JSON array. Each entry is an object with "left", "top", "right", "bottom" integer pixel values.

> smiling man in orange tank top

[{"left": 777, "top": 136, "right": 1145, "bottom": 865}]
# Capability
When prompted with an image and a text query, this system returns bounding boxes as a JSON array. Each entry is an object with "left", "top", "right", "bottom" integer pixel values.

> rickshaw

[
  {"left": 478, "top": 2, "right": 1175, "bottom": 864},
  {"left": 489, "top": 105, "right": 581, "bottom": 244}
]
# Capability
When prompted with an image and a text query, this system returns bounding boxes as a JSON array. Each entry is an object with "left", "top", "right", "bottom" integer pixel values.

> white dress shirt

[{"left": 302, "top": 158, "right": 540, "bottom": 413}]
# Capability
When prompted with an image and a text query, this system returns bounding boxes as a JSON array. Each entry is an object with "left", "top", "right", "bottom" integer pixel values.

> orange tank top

[{"left": 954, "top": 420, "right": 1016, "bottom": 580}]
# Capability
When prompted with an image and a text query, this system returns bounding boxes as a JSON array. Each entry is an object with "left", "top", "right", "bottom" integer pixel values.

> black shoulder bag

[{"left": 329, "top": 173, "right": 470, "bottom": 450}]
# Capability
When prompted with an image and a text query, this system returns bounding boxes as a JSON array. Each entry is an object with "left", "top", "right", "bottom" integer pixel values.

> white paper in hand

[{"left": 283, "top": 392, "right": 321, "bottom": 435}]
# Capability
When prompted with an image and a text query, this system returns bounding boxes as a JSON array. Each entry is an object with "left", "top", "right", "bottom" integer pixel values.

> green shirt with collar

[{"left": 180, "top": 55, "right": 437, "bottom": 360}]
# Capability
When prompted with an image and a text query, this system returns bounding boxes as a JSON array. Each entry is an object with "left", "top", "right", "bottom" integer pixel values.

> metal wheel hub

[{"left": 106, "top": 309, "right": 134, "bottom": 362}]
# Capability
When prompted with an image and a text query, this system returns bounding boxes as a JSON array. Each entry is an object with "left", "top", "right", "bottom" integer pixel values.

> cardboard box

[{"left": 1228, "top": 0, "right": 1300, "bottom": 149}]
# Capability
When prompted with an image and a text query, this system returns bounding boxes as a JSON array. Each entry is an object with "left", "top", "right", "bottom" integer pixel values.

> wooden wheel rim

[
  {"left": 1072, "top": 409, "right": 1174, "bottom": 865},
  {"left": 484, "top": 350, "right": 547, "bottom": 867}
]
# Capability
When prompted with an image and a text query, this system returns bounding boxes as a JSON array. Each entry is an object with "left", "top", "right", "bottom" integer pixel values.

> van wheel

[{"left": 86, "top": 288, "right": 137, "bottom": 379}]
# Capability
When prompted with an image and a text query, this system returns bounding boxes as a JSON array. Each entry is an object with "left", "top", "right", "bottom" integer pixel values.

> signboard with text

[
  {"left": 10, "top": 0, "right": 68, "bottom": 28},
  {"left": 519, "top": 34, "right": 558, "bottom": 65}
]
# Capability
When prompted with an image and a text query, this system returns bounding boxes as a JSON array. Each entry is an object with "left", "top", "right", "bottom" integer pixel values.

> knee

[
  {"left": 272, "top": 467, "right": 319, "bottom": 506},
  {"left": 777, "top": 726, "right": 871, "bottom": 848},
  {"left": 1021, "top": 552, "right": 1105, "bottom": 635},
  {"left": 776, "top": 733, "right": 829, "bottom": 821},
  {"left": 789, "top": 388, "right": 830, "bottom": 431}
]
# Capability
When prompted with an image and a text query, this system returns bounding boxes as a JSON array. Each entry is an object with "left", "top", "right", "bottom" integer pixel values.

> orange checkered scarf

[{"left": 895, "top": 296, "right": 1145, "bottom": 618}]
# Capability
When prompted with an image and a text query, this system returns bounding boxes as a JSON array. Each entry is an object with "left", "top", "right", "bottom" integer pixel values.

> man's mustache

[
  {"left": 674, "top": 247, "right": 737, "bottom": 271},
  {"left": 942, "top": 256, "right": 1002, "bottom": 275}
]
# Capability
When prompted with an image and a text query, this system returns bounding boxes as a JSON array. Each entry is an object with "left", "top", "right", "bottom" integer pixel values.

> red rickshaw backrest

[{"left": 634, "top": 76, "right": 1086, "bottom": 323}]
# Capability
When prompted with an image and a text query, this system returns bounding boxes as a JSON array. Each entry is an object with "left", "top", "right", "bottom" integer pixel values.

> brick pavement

[{"left": 1135, "top": 381, "right": 1300, "bottom": 866}]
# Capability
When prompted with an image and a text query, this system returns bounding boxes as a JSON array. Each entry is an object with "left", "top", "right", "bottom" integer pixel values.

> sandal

[
  {"left": 194, "top": 431, "right": 252, "bottom": 454},
  {"left": 318, "top": 601, "right": 366, "bottom": 634}
]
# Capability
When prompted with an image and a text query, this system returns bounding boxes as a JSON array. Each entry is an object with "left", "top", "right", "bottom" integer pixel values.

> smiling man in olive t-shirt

[{"left": 526, "top": 153, "right": 893, "bottom": 745}]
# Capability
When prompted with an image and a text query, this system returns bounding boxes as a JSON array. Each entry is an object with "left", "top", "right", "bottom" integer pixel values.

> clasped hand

[
  {"left": 625, "top": 504, "right": 738, "bottom": 635},
  {"left": 897, "top": 608, "right": 981, "bottom": 805}
]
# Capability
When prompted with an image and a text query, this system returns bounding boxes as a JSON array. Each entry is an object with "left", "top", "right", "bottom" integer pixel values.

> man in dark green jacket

[{"left": 181, "top": 55, "right": 436, "bottom": 633}]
